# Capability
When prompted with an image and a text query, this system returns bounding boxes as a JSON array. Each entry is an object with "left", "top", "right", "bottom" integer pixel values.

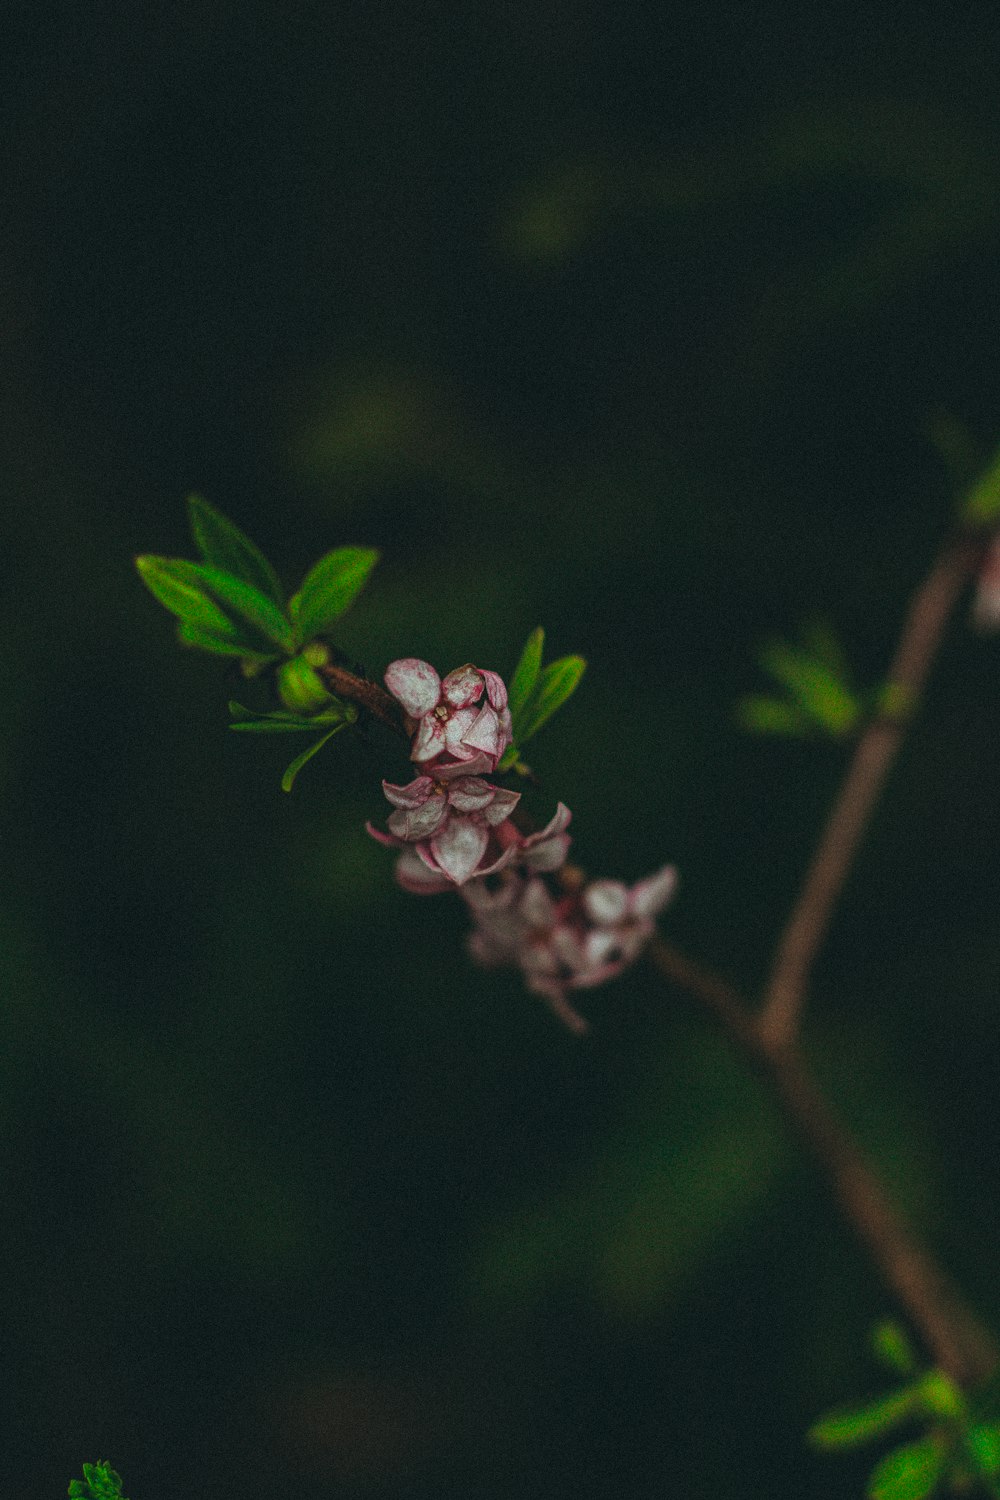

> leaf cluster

[
  {"left": 67, "top": 1462, "right": 128, "bottom": 1500},
  {"left": 136, "top": 497, "right": 376, "bottom": 788},
  {"left": 136, "top": 495, "right": 379, "bottom": 666},
  {"left": 809, "top": 1322, "right": 1000, "bottom": 1498},
  {"left": 500, "top": 627, "right": 586, "bottom": 774},
  {"left": 738, "top": 617, "right": 862, "bottom": 739}
]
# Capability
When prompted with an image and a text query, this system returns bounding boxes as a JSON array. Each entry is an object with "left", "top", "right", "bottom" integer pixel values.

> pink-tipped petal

[
  {"left": 470, "top": 841, "right": 519, "bottom": 880},
  {"left": 387, "top": 796, "right": 449, "bottom": 842},
  {"left": 539, "top": 802, "right": 572, "bottom": 838},
  {"left": 479, "top": 670, "right": 508, "bottom": 711},
  {"left": 462, "top": 868, "right": 523, "bottom": 914},
  {"left": 432, "top": 751, "right": 493, "bottom": 780},
  {"left": 429, "top": 815, "right": 490, "bottom": 885},
  {"left": 382, "top": 775, "right": 435, "bottom": 810},
  {"left": 443, "top": 706, "right": 480, "bottom": 755},
  {"left": 582, "top": 880, "right": 629, "bottom": 925},
  {"left": 482, "top": 786, "right": 521, "bottom": 826},
  {"left": 411, "top": 714, "right": 448, "bottom": 762},
  {"left": 521, "top": 877, "right": 557, "bottom": 928},
  {"left": 446, "top": 777, "right": 496, "bottom": 814},
  {"left": 365, "top": 820, "right": 403, "bottom": 848},
  {"left": 384, "top": 658, "right": 441, "bottom": 717},
  {"left": 441, "top": 664, "right": 483, "bottom": 708},
  {"left": 521, "top": 833, "right": 571, "bottom": 872},
  {"left": 629, "top": 865, "right": 679, "bottom": 920},
  {"left": 395, "top": 847, "right": 454, "bottom": 894},
  {"left": 460, "top": 702, "right": 506, "bottom": 762}
]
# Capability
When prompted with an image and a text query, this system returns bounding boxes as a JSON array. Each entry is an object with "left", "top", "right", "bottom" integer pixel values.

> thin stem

[
  {"left": 758, "top": 531, "right": 981, "bottom": 1050},
  {"left": 648, "top": 935, "right": 998, "bottom": 1386}
]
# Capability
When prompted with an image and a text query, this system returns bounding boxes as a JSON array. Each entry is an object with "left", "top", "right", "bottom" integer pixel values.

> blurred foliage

[
  {"left": 811, "top": 1326, "right": 1000, "bottom": 1497},
  {"left": 5, "top": 1, "right": 1000, "bottom": 1496}
]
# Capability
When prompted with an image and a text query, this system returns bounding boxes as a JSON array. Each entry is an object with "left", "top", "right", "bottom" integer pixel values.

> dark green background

[{"left": 4, "top": 3, "right": 1000, "bottom": 1495}]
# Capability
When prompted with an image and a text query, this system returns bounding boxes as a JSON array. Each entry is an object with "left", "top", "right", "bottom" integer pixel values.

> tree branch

[
  {"left": 648, "top": 936, "right": 998, "bottom": 1386},
  {"left": 758, "top": 530, "right": 982, "bottom": 1050}
]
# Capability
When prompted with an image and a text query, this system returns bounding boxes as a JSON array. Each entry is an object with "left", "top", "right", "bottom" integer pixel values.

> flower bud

[{"left": 277, "top": 653, "right": 335, "bottom": 713}]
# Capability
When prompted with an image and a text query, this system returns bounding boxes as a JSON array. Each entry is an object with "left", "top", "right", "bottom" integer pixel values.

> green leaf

[
  {"left": 962, "top": 440, "right": 1000, "bottom": 526},
  {"left": 291, "top": 546, "right": 380, "bottom": 640},
  {"left": 228, "top": 700, "right": 351, "bottom": 733},
  {"left": 917, "top": 1370, "right": 966, "bottom": 1423},
  {"left": 509, "top": 627, "right": 545, "bottom": 722},
  {"left": 515, "top": 654, "right": 587, "bottom": 743},
  {"left": 968, "top": 1424, "right": 1000, "bottom": 1479},
  {"left": 186, "top": 493, "right": 284, "bottom": 605},
  {"left": 867, "top": 1435, "right": 947, "bottom": 1500},
  {"left": 137, "top": 556, "right": 252, "bottom": 645},
  {"left": 194, "top": 565, "right": 296, "bottom": 653},
  {"left": 281, "top": 725, "right": 347, "bottom": 791},
  {"left": 737, "top": 694, "right": 812, "bottom": 737},
  {"left": 799, "top": 617, "right": 852, "bottom": 682},
  {"left": 758, "top": 637, "right": 859, "bottom": 735},
  {"left": 871, "top": 1322, "right": 917, "bottom": 1378},
  {"left": 177, "top": 622, "right": 279, "bottom": 663},
  {"left": 809, "top": 1388, "right": 921, "bottom": 1450},
  {"left": 67, "top": 1461, "right": 127, "bottom": 1499}
]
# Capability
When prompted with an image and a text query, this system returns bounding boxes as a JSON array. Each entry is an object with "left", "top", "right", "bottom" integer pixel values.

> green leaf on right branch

[
  {"left": 871, "top": 1321, "right": 918, "bottom": 1378},
  {"left": 758, "top": 635, "right": 859, "bottom": 735},
  {"left": 736, "top": 694, "right": 812, "bottom": 737},
  {"left": 867, "top": 1434, "right": 947, "bottom": 1500},
  {"left": 809, "top": 1387, "right": 921, "bottom": 1451},
  {"left": 186, "top": 493, "right": 285, "bottom": 606},
  {"left": 962, "top": 439, "right": 1000, "bottom": 526}
]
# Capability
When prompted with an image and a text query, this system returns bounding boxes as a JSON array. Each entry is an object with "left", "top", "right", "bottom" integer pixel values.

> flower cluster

[{"left": 368, "top": 658, "right": 675, "bottom": 1029}]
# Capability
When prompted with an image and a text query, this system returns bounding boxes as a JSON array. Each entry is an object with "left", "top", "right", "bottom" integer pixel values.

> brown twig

[
  {"left": 648, "top": 936, "right": 998, "bottom": 1386},
  {"left": 758, "top": 531, "right": 982, "bottom": 1050},
  {"left": 319, "top": 663, "right": 408, "bottom": 735},
  {"left": 644, "top": 525, "right": 998, "bottom": 1385}
]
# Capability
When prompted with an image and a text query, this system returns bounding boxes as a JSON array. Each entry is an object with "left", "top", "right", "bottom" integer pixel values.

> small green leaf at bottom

[
  {"left": 281, "top": 725, "right": 347, "bottom": 791},
  {"left": 67, "top": 1461, "right": 128, "bottom": 1499},
  {"left": 968, "top": 1424, "right": 1000, "bottom": 1479},
  {"left": 867, "top": 1435, "right": 947, "bottom": 1500}
]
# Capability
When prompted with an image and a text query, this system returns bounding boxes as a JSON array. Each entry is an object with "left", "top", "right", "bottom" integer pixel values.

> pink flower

[
  {"left": 516, "top": 802, "right": 572, "bottom": 871},
  {"left": 580, "top": 866, "right": 679, "bottom": 964},
  {"left": 464, "top": 861, "right": 678, "bottom": 1032},
  {"left": 384, "top": 659, "right": 513, "bottom": 774},
  {"left": 367, "top": 773, "right": 521, "bottom": 886}
]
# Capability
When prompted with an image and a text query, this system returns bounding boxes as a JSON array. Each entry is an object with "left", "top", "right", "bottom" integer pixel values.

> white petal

[
  {"left": 429, "top": 815, "right": 489, "bottom": 885},
  {"left": 384, "top": 658, "right": 441, "bottom": 717},
  {"left": 582, "top": 880, "right": 629, "bottom": 925},
  {"left": 629, "top": 865, "right": 678, "bottom": 920}
]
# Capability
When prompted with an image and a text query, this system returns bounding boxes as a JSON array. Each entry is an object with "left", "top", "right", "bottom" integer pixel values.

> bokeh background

[{"left": 5, "top": 3, "right": 1000, "bottom": 1495}]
